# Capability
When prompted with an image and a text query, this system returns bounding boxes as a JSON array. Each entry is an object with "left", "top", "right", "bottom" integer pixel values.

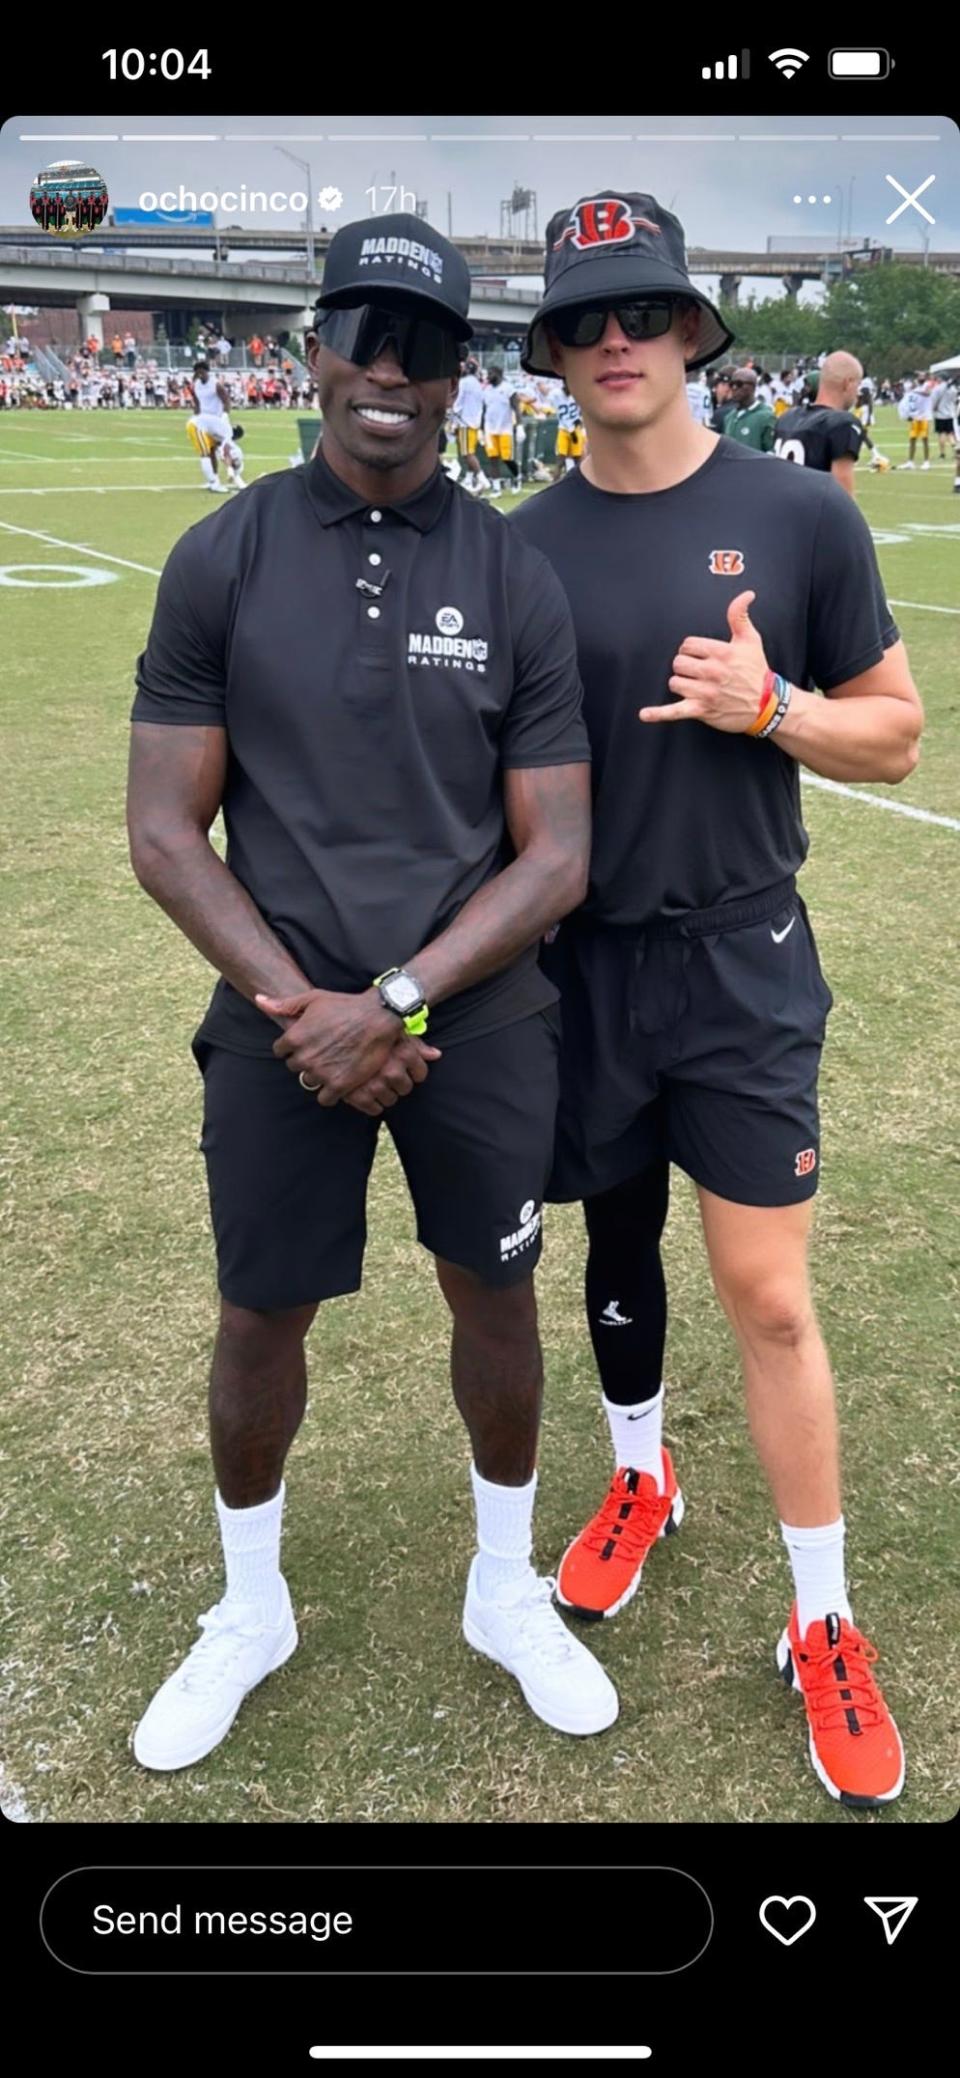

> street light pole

[{"left": 275, "top": 146, "right": 314, "bottom": 278}]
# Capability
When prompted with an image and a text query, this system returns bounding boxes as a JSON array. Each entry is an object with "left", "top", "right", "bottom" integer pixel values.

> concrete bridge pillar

[
  {"left": 719, "top": 273, "right": 741, "bottom": 306},
  {"left": 77, "top": 291, "right": 109, "bottom": 347},
  {"left": 781, "top": 273, "right": 805, "bottom": 298}
]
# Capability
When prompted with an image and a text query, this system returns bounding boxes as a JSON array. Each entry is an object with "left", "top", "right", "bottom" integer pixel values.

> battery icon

[{"left": 829, "top": 48, "right": 892, "bottom": 77}]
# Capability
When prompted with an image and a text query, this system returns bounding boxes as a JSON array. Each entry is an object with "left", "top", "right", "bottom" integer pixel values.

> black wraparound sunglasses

[
  {"left": 315, "top": 302, "right": 464, "bottom": 380},
  {"left": 549, "top": 299, "right": 679, "bottom": 349}
]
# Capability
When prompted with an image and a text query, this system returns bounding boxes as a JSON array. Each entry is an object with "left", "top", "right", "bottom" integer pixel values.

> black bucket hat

[
  {"left": 315, "top": 212, "right": 473, "bottom": 341},
  {"left": 522, "top": 191, "right": 734, "bottom": 375}
]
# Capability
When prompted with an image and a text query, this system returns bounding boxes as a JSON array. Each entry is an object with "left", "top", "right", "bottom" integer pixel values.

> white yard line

[
  {"left": 2, "top": 515, "right": 955, "bottom": 834},
  {"left": 802, "top": 774, "right": 960, "bottom": 831},
  {"left": 0, "top": 518, "right": 161, "bottom": 576},
  {"left": 888, "top": 598, "right": 960, "bottom": 616},
  {"left": 0, "top": 485, "right": 199, "bottom": 495}
]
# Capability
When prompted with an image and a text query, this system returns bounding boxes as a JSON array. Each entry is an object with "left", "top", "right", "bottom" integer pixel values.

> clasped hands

[{"left": 255, "top": 985, "right": 440, "bottom": 1118}]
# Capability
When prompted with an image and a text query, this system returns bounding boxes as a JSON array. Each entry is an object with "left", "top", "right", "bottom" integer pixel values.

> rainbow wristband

[{"left": 748, "top": 669, "right": 792, "bottom": 739}]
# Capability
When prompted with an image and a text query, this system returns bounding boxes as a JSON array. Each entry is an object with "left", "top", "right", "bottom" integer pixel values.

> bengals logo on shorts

[
  {"left": 795, "top": 1148, "right": 817, "bottom": 1177},
  {"left": 708, "top": 549, "right": 745, "bottom": 576}
]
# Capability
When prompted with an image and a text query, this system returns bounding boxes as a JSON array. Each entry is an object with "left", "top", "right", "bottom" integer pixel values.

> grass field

[{"left": 1, "top": 406, "right": 958, "bottom": 1827}]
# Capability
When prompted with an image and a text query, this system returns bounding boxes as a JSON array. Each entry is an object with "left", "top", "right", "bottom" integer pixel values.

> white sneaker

[
  {"left": 921, "top": 460, "right": 930, "bottom": 470},
  {"left": 898, "top": 460, "right": 915, "bottom": 470},
  {"left": 462, "top": 1558, "right": 618, "bottom": 1735},
  {"left": 133, "top": 1582, "right": 298, "bottom": 1771}
]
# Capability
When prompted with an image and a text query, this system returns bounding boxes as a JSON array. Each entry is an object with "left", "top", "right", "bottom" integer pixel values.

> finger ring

[{"left": 298, "top": 1072, "right": 322, "bottom": 1092}]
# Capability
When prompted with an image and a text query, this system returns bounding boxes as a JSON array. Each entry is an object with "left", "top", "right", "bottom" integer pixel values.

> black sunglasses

[
  {"left": 549, "top": 299, "right": 679, "bottom": 350},
  {"left": 315, "top": 302, "right": 463, "bottom": 381}
]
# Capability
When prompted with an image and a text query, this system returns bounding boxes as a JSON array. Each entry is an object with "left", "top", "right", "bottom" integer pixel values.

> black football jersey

[{"left": 774, "top": 404, "right": 865, "bottom": 473}]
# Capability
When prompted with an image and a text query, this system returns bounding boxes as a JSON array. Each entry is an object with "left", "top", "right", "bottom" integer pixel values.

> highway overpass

[
  {"left": 1, "top": 236, "right": 956, "bottom": 346},
  {"left": 3, "top": 224, "right": 957, "bottom": 282},
  {"left": 0, "top": 243, "right": 542, "bottom": 340}
]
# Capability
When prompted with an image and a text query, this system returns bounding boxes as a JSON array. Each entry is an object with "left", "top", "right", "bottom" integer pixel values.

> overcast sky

[{"left": 3, "top": 114, "right": 957, "bottom": 295}]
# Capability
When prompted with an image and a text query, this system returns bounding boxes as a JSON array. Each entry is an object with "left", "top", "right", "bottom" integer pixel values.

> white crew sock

[
  {"left": 604, "top": 1386, "right": 664, "bottom": 1492},
  {"left": 215, "top": 1481, "right": 285, "bottom": 1621},
  {"left": 470, "top": 1463, "right": 537, "bottom": 1599},
  {"left": 780, "top": 1516, "right": 852, "bottom": 1638},
  {"left": 200, "top": 455, "right": 216, "bottom": 485}
]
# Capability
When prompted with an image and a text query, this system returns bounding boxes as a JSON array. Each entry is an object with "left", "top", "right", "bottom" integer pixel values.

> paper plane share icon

[{"left": 864, "top": 1897, "right": 918, "bottom": 1946}]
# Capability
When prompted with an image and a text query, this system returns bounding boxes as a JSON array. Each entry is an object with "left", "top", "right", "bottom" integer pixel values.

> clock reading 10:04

[{"left": 102, "top": 50, "right": 212, "bottom": 79}]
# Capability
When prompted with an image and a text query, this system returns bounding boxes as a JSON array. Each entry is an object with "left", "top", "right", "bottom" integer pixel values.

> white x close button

[{"left": 884, "top": 173, "right": 936, "bottom": 225}]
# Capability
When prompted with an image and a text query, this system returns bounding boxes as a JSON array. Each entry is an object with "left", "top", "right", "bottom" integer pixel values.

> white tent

[{"left": 929, "top": 354, "right": 960, "bottom": 372}]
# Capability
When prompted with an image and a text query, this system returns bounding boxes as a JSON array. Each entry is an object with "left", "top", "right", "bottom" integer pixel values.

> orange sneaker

[
  {"left": 777, "top": 1606, "right": 905, "bottom": 1807},
  {"left": 555, "top": 1450, "right": 684, "bottom": 1621}
]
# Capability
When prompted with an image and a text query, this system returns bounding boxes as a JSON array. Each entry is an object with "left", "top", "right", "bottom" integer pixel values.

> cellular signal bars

[{"left": 701, "top": 51, "right": 751, "bottom": 78}]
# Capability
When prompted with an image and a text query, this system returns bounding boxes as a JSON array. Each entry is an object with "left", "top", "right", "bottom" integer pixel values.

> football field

[{"left": 2, "top": 406, "right": 957, "bottom": 1826}]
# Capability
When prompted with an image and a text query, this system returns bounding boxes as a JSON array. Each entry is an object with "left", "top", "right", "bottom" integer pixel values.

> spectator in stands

[{"left": 124, "top": 331, "right": 136, "bottom": 367}]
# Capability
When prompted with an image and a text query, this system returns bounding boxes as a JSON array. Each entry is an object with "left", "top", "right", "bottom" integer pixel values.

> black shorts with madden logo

[
  {"left": 192, "top": 1006, "right": 560, "bottom": 1310},
  {"left": 541, "top": 878, "right": 833, "bottom": 1209}
]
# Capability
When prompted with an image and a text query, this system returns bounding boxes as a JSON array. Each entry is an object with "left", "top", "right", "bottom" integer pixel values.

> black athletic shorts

[
  {"left": 933, "top": 416, "right": 954, "bottom": 435},
  {"left": 541, "top": 878, "right": 833, "bottom": 1208},
  {"left": 192, "top": 1006, "right": 560, "bottom": 1310}
]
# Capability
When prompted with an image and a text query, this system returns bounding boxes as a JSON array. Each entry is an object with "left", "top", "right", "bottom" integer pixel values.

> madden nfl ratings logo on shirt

[
  {"left": 500, "top": 1199, "right": 542, "bottom": 1262},
  {"left": 408, "top": 606, "right": 489, "bottom": 672}
]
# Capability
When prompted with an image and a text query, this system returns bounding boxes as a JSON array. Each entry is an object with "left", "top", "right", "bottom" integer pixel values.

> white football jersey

[{"left": 193, "top": 371, "right": 224, "bottom": 416}]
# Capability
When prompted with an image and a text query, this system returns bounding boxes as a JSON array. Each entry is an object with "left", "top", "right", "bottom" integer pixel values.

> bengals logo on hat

[
  {"left": 553, "top": 196, "right": 661, "bottom": 251},
  {"left": 708, "top": 549, "right": 745, "bottom": 576}
]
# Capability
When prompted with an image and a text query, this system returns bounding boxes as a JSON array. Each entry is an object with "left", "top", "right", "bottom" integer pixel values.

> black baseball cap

[
  {"left": 522, "top": 191, "right": 734, "bottom": 375},
  {"left": 314, "top": 212, "right": 473, "bottom": 341}
]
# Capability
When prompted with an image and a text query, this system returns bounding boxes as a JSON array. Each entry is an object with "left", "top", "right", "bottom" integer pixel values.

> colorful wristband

[
  {"left": 747, "top": 689, "right": 779, "bottom": 737},
  {"left": 755, "top": 674, "right": 793, "bottom": 740}
]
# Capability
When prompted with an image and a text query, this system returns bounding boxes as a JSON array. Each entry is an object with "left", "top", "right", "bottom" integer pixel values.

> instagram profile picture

[{"left": 30, "top": 160, "right": 109, "bottom": 237}]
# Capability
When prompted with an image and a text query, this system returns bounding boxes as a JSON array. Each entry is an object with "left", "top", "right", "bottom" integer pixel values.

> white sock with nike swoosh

[{"left": 604, "top": 1386, "right": 664, "bottom": 1490}]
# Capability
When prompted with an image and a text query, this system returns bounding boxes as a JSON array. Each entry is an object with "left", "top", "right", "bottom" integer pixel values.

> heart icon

[{"left": 759, "top": 1895, "right": 817, "bottom": 1946}]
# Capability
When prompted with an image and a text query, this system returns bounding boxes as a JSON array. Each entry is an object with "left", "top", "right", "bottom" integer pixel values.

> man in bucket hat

[{"left": 515, "top": 190, "right": 922, "bottom": 1807}]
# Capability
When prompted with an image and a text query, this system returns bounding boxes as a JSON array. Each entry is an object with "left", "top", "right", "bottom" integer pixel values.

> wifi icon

[{"left": 769, "top": 46, "right": 810, "bottom": 77}]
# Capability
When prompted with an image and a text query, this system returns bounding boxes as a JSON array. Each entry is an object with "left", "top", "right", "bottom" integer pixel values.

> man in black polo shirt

[
  {"left": 774, "top": 350, "right": 868, "bottom": 496},
  {"left": 126, "top": 213, "right": 618, "bottom": 1771},
  {"left": 514, "top": 190, "right": 923, "bottom": 1807}
]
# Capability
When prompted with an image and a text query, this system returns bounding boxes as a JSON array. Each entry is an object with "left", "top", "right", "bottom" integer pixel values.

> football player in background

[
  {"left": 187, "top": 416, "right": 247, "bottom": 492},
  {"left": 774, "top": 351, "right": 867, "bottom": 497}
]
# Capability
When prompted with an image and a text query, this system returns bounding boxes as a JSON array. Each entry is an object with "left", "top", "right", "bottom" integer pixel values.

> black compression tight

[{"left": 583, "top": 1161, "right": 670, "bottom": 1406}]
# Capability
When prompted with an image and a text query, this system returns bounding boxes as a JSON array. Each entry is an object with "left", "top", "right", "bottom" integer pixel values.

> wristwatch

[{"left": 373, "top": 967, "right": 429, "bottom": 1036}]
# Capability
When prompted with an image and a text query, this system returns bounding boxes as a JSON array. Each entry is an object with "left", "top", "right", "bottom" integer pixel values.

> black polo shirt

[
  {"left": 512, "top": 436, "right": 898, "bottom": 926},
  {"left": 774, "top": 403, "right": 866, "bottom": 472},
  {"left": 132, "top": 447, "right": 589, "bottom": 1052}
]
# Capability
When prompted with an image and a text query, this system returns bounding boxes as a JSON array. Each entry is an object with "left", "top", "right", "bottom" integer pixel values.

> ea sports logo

[
  {"left": 436, "top": 606, "right": 463, "bottom": 636},
  {"left": 554, "top": 196, "right": 659, "bottom": 251},
  {"left": 520, "top": 1199, "right": 536, "bottom": 1224}
]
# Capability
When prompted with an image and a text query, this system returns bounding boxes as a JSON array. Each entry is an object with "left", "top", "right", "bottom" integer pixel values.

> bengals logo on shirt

[{"left": 708, "top": 549, "right": 745, "bottom": 576}]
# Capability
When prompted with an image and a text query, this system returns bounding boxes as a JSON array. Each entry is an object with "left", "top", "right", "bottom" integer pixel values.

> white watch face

[{"left": 386, "top": 973, "right": 421, "bottom": 1012}]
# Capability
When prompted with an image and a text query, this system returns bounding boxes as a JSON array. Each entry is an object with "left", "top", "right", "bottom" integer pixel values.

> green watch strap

[{"left": 372, "top": 970, "right": 429, "bottom": 1038}]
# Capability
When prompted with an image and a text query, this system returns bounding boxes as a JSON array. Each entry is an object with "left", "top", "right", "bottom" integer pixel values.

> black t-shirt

[
  {"left": 774, "top": 403, "right": 866, "bottom": 472},
  {"left": 512, "top": 437, "right": 898, "bottom": 926},
  {"left": 132, "top": 448, "right": 590, "bottom": 1053}
]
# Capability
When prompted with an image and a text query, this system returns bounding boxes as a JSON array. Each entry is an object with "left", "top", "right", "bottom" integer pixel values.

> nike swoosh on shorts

[{"left": 771, "top": 917, "right": 797, "bottom": 944}]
